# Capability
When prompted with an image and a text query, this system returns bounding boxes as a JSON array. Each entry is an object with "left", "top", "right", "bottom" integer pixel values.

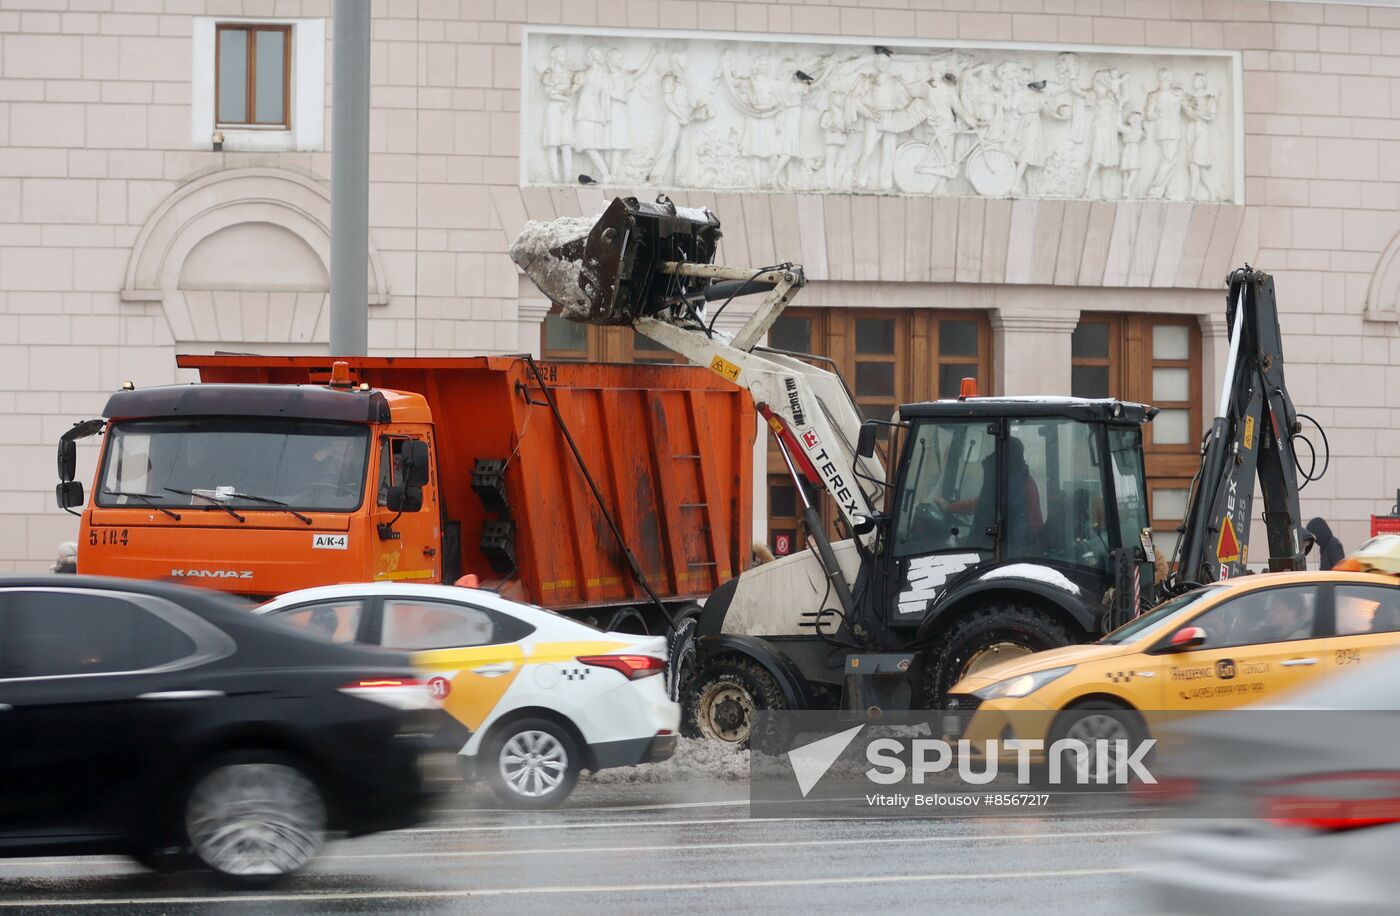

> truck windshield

[{"left": 96, "top": 418, "right": 371, "bottom": 513}]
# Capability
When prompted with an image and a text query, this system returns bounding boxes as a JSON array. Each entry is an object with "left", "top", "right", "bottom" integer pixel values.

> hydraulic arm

[
  {"left": 1173, "top": 267, "right": 1309, "bottom": 587},
  {"left": 511, "top": 195, "right": 885, "bottom": 616}
]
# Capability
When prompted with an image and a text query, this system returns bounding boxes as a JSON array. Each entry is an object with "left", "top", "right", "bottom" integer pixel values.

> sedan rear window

[
  {"left": 381, "top": 600, "right": 533, "bottom": 651},
  {"left": 0, "top": 590, "right": 196, "bottom": 678}
]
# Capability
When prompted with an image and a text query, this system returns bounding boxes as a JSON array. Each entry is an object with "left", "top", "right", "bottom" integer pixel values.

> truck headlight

[{"left": 971, "top": 666, "right": 1075, "bottom": 700}]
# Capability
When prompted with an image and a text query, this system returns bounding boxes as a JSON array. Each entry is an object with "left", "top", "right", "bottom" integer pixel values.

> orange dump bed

[{"left": 178, "top": 355, "right": 754, "bottom": 611}]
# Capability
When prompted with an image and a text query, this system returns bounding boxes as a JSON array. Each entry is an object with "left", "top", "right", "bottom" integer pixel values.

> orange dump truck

[{"left": 55, "top": 355, "right": 754, "bottom": 631}]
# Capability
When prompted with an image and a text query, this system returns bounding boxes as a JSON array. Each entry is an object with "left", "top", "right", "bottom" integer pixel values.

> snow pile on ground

[
  {"left": 584, "top": 737, "right": 750, "bottom": 783},
  {"left": 508, "top": 216, "right": 598, "bottom": 321}
]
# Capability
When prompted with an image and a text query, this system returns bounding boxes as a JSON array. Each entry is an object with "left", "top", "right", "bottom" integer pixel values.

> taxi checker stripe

[{"left": 1106, "top": 671, "right": 1134, "bottom": 683}]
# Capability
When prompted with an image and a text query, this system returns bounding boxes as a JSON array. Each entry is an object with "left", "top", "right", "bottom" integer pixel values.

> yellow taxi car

[{"left": 945, "top": 540, "right": 1400, "bottom": 763}]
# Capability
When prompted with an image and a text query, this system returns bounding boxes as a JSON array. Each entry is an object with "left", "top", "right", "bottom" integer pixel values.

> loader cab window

[
  {"left": 1008, "top": 419, "right": 1109, "bottom": 571},
  {"left": 895, "top": 421, "right": 997, "bottom": 557}
]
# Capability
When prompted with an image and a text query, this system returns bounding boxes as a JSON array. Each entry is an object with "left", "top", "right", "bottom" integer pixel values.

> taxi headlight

[{"left": 971, "top": 665, "right": 1075, "bottom": 700}]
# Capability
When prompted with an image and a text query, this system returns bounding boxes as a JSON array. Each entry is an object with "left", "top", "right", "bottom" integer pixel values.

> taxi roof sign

[{"left": 1341, "top": 535, "right": 1400, "bottom": 575}]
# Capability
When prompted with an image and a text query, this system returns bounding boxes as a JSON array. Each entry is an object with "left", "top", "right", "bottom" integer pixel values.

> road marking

[
  {"left": 436, "top": 797, "right": 750, "bottom": 814},
  {"left": 397, "top": 808, "right": 1149, "bottom": 834},
  {"left": 0, "top": 829, "right": 1158, "bottom": 869},
  {"left": 0, "top": 866, "right": 1147, "bottom": 907},
  {"left": 330, "top": 828, "right": 1159, "bottom": 860}
]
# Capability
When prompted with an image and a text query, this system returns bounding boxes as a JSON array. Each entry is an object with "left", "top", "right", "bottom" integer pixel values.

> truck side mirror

[
  {"left": 58, "top": 439, "right": 77, "bottom": 482},
  {"left": 56, "top": 480, "right": 85, "bottom": 511},
  {"left": 856, "top": 421, "right": 879, "bottom": 459},
  {"left": 385, "top": 484, "right": 423, "bottom": 514},
  {"left": 402, "top": 440, "right": 430, "bottom": 488}
]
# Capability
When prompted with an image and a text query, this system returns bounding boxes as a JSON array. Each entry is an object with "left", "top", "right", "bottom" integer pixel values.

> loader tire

[
  {"left": 921, "top": 603, "right": 1072, "bottom": 709},
  {"left": 683, "top": 655, "right": 788, "bottom": 748}
]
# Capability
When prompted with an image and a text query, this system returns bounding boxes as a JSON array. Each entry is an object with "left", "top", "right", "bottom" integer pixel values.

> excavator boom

[{"left": 1174, "top": 267, "right": 1308, "bottom": 586}]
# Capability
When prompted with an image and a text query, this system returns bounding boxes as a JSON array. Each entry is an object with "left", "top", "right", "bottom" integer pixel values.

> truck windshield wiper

[
  {"left": 163, "top": 487, "right": 246, "bottom": 523},
  {"left": 224, "top": 492, "right": 313, "bottom": 525},
  {"left": 101, "top": 490, "right": 181, "bottom": 521}
]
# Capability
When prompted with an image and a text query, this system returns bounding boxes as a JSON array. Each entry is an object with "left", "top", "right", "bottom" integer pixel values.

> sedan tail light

[
  {"left": 339, "top": 677, "right": 434, "bottom": 710},
  {"left": 1262, "top": 771, "right": 1400, "bottom": 832},
  {"left": 576, "top": 654, "right": 666, "bottom": 680}
]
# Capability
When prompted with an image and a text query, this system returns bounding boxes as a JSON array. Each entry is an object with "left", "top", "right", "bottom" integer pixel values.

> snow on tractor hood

[{"left": 977, "top": 563, "right": 1082, "bottom": 596}]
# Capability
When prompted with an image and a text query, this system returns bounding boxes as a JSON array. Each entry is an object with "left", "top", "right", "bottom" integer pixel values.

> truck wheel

[
  {"left": 922, "top": 603, "right": 1071, "bottom": 708},
  {"left": 683, "top": 655, "right": 787, "bottom": 747}
]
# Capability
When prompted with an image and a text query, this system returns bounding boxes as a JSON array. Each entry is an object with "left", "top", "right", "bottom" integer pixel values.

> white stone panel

[{"left": 522, "top": 28, "right": 1241, "bottom": 204}]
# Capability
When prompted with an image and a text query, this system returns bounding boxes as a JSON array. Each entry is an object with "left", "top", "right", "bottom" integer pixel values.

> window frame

[
  {"left": 1146, "top": 585, "right": 1323, "bottom": 654},
  {"left": 764, "top": 308, "right": 994, "bottom": 555},
  {"left": 0, "top": 587, "right": 235, "bottom": 683},
  {"left": 214, "top": 22, "right": 292, "bottom": 130},
  {"left": 377, "top": 598, "right": 535, "bottom": 651},
  {"left": 264, "top": 598, "right": 370, "bottom": 645}
]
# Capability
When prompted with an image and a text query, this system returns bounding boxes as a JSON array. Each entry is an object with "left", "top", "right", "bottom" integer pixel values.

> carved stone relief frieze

[{"left": 522, "top": 31, "right": 1240, "bottom": 203}]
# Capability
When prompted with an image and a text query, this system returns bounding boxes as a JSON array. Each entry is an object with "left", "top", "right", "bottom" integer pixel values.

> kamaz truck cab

[{"left": 57, "top": 367, "right": 440, "bottom": 600}]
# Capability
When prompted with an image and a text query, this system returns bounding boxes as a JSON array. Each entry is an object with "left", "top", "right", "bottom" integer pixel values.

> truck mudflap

[{"left": 695, "top": 634, "right": 818, "bottom": 712}]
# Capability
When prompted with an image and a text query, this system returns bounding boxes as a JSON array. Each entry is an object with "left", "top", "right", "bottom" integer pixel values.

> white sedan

[{"left": 258, "top": 583, "right": 680, "bottom": 808}]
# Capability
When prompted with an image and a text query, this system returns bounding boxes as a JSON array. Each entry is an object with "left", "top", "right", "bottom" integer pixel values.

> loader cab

[{"left": 878, "top": 397, "right": 1154, "bottom": 634}]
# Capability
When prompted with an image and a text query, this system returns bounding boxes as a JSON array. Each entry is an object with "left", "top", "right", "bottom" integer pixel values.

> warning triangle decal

[{"left": 1217, "top": 515, "right": 1241, "bottom": 565}]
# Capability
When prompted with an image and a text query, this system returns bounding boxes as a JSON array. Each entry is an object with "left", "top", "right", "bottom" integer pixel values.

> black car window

[
  {"left": 0, "top": 590, "right": 197, "bottom": 678},
  {"left": 1178, "top": 586, "right": 1320, "bottom": 650},
  {"left": 267, "top": 599, "right": 365, "bottom": 644},
  {"left": 1335, "top": 584, "right": 1400, "bottom": 636},
  {"left": 380, "top": 599, "right": 533, "bottom": 651}
]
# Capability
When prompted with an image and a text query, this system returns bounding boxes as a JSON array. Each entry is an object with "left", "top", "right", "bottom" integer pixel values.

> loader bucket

[{"left": 510, "top": 196, "right": 721, "bottom": 326}]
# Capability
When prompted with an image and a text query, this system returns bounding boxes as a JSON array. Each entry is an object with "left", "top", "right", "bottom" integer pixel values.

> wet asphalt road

[{"left": 0, "top": 779, "right": 1157, "bottom": 915}]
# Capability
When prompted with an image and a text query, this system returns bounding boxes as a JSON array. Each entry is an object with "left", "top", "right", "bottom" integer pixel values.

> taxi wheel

[
  {"left": 922, "top": 603, "right": 1071, "bottom": 708},
  {"left": 1043, "top": 701, "right": 1150, "bottom": 790},
  {"left": 683, "top": 655, "right": 787, "bottom": 748},
  {"left": 486, "top": 718, "right": 581, "bottom": 809}
]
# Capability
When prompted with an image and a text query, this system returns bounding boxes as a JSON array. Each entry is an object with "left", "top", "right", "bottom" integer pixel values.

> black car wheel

[
  {"left": 1045, "top": 701, "right": 1151, "bottom": 790},
  {"left": 683, "top": 655, "right": 788, "bottom": 747},
  {"left": 486, "top": 718, "right": 581, "bottom": 809},
  {"left": 183, "top": 751, "right": 327, "bottom": 884},
  {"left": 922, "top": 603, "right": 1072, "bottom": 708}
]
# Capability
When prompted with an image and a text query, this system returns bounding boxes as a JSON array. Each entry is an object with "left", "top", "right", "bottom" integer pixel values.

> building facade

[{"left": 3, "top": 0, "right": 1400, "bottom": 572}]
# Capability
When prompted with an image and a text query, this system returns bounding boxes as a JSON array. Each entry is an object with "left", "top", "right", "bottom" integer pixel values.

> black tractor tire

[
  {"left": 667, "top": 611, "right": 701, "bottom": 715},
  {"left": 921, "top": 602, "right": 1072, "bottom": 709},
  {"left": 682, "top": 654, "right": 788, "bottom": 748},
  {"left": 1041, "top": 700, "right": 1151, "bottom": 791}
]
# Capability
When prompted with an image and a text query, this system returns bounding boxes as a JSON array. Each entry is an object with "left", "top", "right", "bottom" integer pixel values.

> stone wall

[{"left": 2, "top": 0, "right": 1400, "bottom": 569}]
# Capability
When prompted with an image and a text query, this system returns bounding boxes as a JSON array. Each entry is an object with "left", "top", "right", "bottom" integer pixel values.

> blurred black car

[{"left": 0, "top": 576, "right": 452, "bottom": 882}]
